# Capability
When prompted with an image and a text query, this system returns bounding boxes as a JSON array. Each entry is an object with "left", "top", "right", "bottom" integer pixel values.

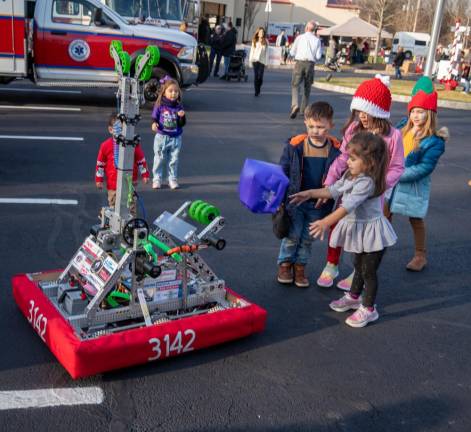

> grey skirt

[{"left": 329, "top": 216, "right": 397, "bottom": 253}]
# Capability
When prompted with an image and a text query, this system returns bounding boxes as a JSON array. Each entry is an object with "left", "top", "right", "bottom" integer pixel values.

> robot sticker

[
  {"left": 71, "top": 239, "right": 118, "bottom": 290},
  {"left": 68, "top": 39, "right": 91, "bottom": 62}
]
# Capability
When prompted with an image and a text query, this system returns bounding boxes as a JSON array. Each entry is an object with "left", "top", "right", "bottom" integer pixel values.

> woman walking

[{"left": 249, "top": 27, "right": 269, "bottom": 97}]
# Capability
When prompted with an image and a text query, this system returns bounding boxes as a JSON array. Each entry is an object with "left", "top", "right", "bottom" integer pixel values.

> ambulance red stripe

[{"left": 0, "top": 16, "right": 25, "bottom": 56}]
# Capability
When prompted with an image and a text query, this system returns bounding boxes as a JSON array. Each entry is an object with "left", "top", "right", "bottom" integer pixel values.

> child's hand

[
  {"left": 177, "top": 110, "right": 185, "bottom": 117},
  {"left": 96, "top": 182, "right": 103, "bottom": 190},
  {"left": 151, "top": 122, "right": 158, "bottom": 133},
  {"left": 143, "top": 177, "right": 149, "bottom": 184},
  {"left": 315, "top": 197, "right": 329, "bottom": 208},
  {"left": 309, "top": 219, "right": 329, "bottom": 240},
  {"left": 289, "top": 190, "right": 312, "bottom": 205}
]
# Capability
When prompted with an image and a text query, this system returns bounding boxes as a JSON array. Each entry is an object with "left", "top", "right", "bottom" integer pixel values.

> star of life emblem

[{"left": 68, "top": 39, "right": 91, "bottom": 62}]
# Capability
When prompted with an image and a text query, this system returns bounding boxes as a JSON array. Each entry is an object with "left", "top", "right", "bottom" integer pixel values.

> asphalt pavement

[{"left": 1, "top": 68, "right": 471, "bottom": 432}]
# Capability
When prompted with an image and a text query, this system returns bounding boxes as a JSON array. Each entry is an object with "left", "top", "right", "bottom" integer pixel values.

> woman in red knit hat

[
  {"left": 316, "top": 75, "right": 405, "bottom": 290},
  {"left": 385, "top": 76, "right": 448, "bottom": 271}
]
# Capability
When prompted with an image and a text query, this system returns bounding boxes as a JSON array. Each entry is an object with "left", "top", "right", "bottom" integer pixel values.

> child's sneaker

[
  {"left": 345, "top": 305, "right": 379, "bottom": 328},
  {"left": 337, "top": 271, "right": 354, "bottom": 291},
  {"left": 169, "top": 179, "right": 179, "bottom": 190},
  {"left": 329, "top": 293, "right": 362, "bottom": 312},
  {"left": 317, "top": 263, "right": 339, "bottom": 287},
  {"left": 152, "top": 180, "right": 161, "bottom": 189}
]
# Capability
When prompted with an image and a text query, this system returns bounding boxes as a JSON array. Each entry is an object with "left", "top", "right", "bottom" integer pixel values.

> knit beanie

[
  {"left": 350, "top": 74, "right": 392, "bottom": 119},
  {"left": 408, "top": 76, "right": 438, "bottom": 112}
]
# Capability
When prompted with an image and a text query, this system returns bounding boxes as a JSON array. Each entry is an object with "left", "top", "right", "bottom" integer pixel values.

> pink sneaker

[
  {"left": 329, "top": 293, "right": 362, "bottom": 312},
  {"left": 345, "top": 305, "right": 379, "bottom": 328},
  {"left": 317, "top": 263, "right": 339, "bottom": 287},
  {"left": 337, "top": 271, "right": 354, "bottom": 291}
]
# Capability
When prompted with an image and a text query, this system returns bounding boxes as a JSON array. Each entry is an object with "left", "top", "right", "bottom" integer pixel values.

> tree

[
  {"left": 358, "top": 0, "right": 401, "bottom": 61},
  {"left": 243, "top": 0, "right": 262, "bottom": 42}
]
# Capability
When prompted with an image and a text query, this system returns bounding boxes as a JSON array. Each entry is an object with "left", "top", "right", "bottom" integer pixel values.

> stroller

[{"left": 225, "top": 49, "right": 249, "bottom": 82}]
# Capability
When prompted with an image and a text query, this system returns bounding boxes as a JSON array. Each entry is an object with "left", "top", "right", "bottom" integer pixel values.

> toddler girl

[
  {"left": 386, "top": 76, "right": 448, "bottom": 271},
  {"left": 151, "top": 76, "right": 186, "bottom": 190},
  {"left": 317, "top": 75, "right": 404, "bottom": 290},
  {"left": 290, "top": 132, "right": 397, "bottom": 327}
]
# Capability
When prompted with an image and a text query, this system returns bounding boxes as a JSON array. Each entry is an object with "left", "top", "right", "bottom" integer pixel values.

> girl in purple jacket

[
  {"left": 317, "top": 75, "right": 405, "bottom": 291},
  {"left": 151, "top": 76, "right": 186, "bottom": 190}
]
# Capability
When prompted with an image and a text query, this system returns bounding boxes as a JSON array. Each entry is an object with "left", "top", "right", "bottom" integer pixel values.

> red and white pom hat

[{"left": 350, "top": 74, "right": 392, "bottom": 119}]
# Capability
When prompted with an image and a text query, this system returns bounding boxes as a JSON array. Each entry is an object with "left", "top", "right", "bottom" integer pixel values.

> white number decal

[
  {"left": 27, "top": 300, "right": 48, "bottom": 341},
  {"left": 148, "top": 329, "right": 196, "bottom": 362},
  {"left": 148, "top": 337, "right": 161, "bottom": 361},
  {"left": 182, "top": 329, "right": 196, "bottom": 353}
]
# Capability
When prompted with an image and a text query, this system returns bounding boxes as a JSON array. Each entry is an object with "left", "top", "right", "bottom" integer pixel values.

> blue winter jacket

[
  {"left": 280, "top": 134, "right": 341, "bottom": 218},
  {"left": 389, "top": 118, "right": 446, "bottom": 218}
]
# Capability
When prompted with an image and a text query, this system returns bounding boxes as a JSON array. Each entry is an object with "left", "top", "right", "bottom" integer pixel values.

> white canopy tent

[{"left": 318, "top": 16, "right": 393, "bottom": 39}]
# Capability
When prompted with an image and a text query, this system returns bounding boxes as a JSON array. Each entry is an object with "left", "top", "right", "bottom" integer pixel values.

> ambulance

[{"left": 0, "top": 0, "right": 199, "bottom": 100}]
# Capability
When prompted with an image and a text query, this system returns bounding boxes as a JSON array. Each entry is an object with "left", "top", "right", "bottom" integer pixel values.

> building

[{"left": 199, "top": 0, "right": 360, "bottom": 42}]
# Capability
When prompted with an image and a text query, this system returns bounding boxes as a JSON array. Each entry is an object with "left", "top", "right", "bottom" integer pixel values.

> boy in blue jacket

[{"left": 277, "top": 102, "right": 340, "bottom": 287}]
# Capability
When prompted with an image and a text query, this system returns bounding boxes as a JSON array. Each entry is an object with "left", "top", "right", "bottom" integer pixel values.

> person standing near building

[
  {"left": 276, "top": 30, "right": 287, "bottom": 65},
  {"left": 249, "top": 27, "right": 269, "bottom": 96},
  {"left": 221, "top": 22, "right": 237, "bottom": 79},
  {"left": 289, "top": 21, "right": 322, "bottom": 119}
]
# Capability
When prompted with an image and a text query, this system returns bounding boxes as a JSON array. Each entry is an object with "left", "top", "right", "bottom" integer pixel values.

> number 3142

[{"left": 148, "top": 329, "right": 196, "bottom": 361}]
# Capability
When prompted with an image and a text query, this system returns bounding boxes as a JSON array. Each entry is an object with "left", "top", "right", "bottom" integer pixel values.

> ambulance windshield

[{"left": 105, "top": 0, "right": 185, "bottom": 21}]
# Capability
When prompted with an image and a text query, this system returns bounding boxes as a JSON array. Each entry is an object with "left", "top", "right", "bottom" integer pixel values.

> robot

[{"left": 12, "top": 42, "right": 266, "bottom": 378}]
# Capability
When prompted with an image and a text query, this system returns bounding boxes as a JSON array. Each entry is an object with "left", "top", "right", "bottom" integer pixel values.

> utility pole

[
  {"left": 424, "top": 0, "right": 446, "bottom": 77},
  {"left": 412, "top": 0, "right": 422, "bottom": 32}
]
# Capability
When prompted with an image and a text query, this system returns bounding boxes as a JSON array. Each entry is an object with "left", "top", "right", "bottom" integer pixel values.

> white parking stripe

[
  {"left": 0, "top": 88, "right": 82, "bottom": 94},
  {"left": 0, "top": 387, "right": 104, "bottom": 410},
  {"left": 0, "top": 135, "right": 83, "bottom": 141},
  {"left": 0, "top": 198, "right": 78, "bottom": 205},
  {"left": 0, "top": 105, "right": 81, "bottom": 112}
]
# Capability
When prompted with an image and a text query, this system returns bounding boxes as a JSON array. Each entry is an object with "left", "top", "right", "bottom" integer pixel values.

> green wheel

[
  {"left": 195, "top": 202, "right": 210, "bottom": 224},
  {"left": 146, "top": 45, "right": 160, "bottom": 66},
  {"left": 201, "top": 205, "right": 220, "bottom": 225},
  {"left": 110, "top": 40, "right": 123, "bottom": 56},
  {"left": 139, "top": 64, "right": 152, "bottom": 81},
  {"left": 119, "top": 51, "right": 131, "bottom": 74},
  {"left": 107, "top": 290, "right": 131, "bottom": 308},
  {"left": 189, "top": 200, "right": 204, "bottom": 219}
]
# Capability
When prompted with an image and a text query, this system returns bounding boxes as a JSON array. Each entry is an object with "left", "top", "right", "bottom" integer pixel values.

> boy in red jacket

[{"left": 95, "top": 114, "right": 149, "bottom": 215}]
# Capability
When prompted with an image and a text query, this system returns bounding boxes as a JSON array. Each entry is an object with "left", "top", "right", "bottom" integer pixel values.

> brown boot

[
  {"left": 294, "top": 264, "right": 309, "bottom": 288},
  {"left": 277, "top": 262, "right": 293, "bottom": 284},
  {"left": 406, "top": 252, "right": 427, "bottom": 272}
]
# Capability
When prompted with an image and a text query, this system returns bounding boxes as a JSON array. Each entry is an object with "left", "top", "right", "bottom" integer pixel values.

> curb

[{"left": 313, "top": 81, "right": 471, "bottom": 111}]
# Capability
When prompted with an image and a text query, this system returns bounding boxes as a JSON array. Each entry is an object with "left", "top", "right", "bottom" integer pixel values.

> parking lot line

[
  {"left": 0, "top": 198, "right": 78, "bottom": 205},
  {"left": 0, "top": 105, "right": 81, "bottom": 112},
  {"left": 0, "top": 387, "right": 104, "bottom": 410},
  {"left": 0, "top": 135, "right": 83, "bottom": 141},
  {"left": 0, "top": 88, "right": 82, "bottom": 94}
]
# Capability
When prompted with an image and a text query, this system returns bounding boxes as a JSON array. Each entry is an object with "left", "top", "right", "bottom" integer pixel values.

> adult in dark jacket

[
  {"left": 393, "top": 47, "right": 406, "bottom": 79},
  {"left": 221, "top": 22, "right": 237, "bottom": 78},
  {"left": 209, "top": 25, "right": 224, "bottom": 77},
  {"left": 198, "top": 17, "right": 211, "bottom": 45}
]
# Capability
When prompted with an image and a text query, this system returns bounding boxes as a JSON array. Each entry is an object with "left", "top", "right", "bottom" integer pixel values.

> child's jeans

[
  {"left": 277, "top": 201, "right": 324, "bottom": 265},
  {"left": 152, "top": 133, "right": 182, "bottom": 182}
]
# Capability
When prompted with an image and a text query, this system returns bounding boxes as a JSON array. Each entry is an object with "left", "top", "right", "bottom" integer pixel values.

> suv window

[{"left": 52, "top": 0, "right": 116, "bottom": 27}]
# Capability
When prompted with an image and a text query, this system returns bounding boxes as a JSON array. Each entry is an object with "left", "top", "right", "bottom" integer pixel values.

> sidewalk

[{"left": 313, "top": 80, "right": 471, "bottom": 111}]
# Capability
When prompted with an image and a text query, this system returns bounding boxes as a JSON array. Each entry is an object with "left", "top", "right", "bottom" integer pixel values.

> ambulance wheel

[{"left": 143, "top": 67, "right": 167, "bottom": 102}]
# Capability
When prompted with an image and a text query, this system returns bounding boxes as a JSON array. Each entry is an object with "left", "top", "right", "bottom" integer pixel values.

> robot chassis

[{"left": 37, "top": 42, "right": 239, "bottom": 340}]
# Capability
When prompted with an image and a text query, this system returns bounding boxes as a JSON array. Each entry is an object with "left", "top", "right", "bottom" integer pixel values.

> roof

[
  {"left": 318, "top": 16, "right": 393, "bottom": 38},
  {"left": 326, "top": 0, "right": 360, "bottom": 9}
]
